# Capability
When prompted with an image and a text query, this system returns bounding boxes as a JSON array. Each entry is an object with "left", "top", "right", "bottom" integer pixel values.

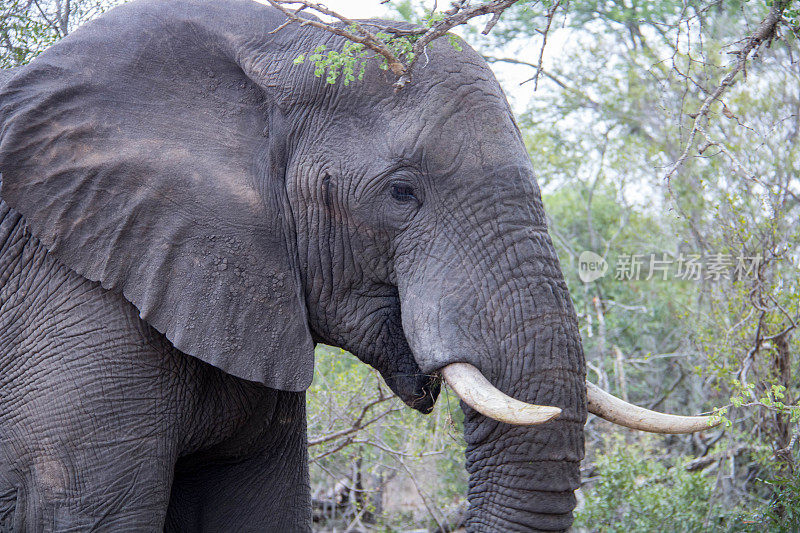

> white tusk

[
  {"left": 440, "top": 363, "right": 562, "bottom": 425},
  {"left": 586, "top": 381, "right": 719, "bottom": 434}
]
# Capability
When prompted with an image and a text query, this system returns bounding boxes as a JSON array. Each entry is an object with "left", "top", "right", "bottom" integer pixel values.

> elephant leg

[
  {"left": 0, "top": 207, "right": 186, "bottom": 530},
  {"left": 0, "top": 226, "right": 237, "bottom": 531},
  {"left": 0, "top": 367, "right": 179, "bottom": 532},
  {"left": 0, "top": 331, "right": 183, "bottom": 531},
  {"left": 1, "top": 329, "right": 182, "bottom": 527},
  {"left": 165, "top": 390, "right": 311, "bottom": 533},
  {"left": 0, "top": 474, "right": 18, "bottom": 532},
  {"left": 2, "top": 450, "right": 175, "bottom": 532}
]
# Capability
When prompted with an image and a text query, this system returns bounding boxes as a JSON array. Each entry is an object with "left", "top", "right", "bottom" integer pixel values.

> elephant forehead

[
  {"left": 309, "top": 75, "right": 529, "bottom": 180},
  {"left": 394, "top": 99, "right": 528, "bottom": 175},
  {"left": 317, "top": 107, "right": 532, "bottom": 192}
]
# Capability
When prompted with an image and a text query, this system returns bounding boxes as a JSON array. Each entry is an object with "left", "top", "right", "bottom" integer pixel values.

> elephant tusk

[
  {"left": 586, "top": 381, "right": 719, "bottom": 434},
  {"left": 440, "top": 363, "right": 562, "bottom": 425}
]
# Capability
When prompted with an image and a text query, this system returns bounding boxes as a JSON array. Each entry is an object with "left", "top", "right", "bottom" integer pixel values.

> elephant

[{"left": 0, "top": 0, "right": 715, "bottom": 531}]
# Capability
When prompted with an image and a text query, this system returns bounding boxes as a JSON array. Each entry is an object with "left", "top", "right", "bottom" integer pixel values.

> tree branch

[
  {"left": 32, "top": 0, "right": 62, "bottom": 37},
  {"left": 267, "top": 0, "right": 524, "bottom": 90},
  {"left": 266, "top": 0, "right": 408, "bottom": 75},
  {"left": 664, "top": 1, "right": 788, "bottom": 183},
  {"left": 308, "top": 391, "right": 396, "bottom": 447},
  {"left": 519, "top": 0, "right": 563, "bottom": 90}
]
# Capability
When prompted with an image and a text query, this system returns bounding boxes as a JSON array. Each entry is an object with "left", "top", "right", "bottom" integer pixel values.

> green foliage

[
  {"left": 575, "top": 438, "right": 748, "bottom": 532},
  {"left": 293, "top": 7, "right": 471, "bottom": 86},
  {"left": 295, "top": 40, "right": 369, "bottom": 85},
  {"left": 759, "top": 475, "right": 800, "bottom": 532},
  {"left": 293, "top": 30, "right": 418, "bottom": 85},
  {"left": 1, "top": 1, "right": 126, "bottom": 68},
  {"left": 0, "top": 0, "right": 60, "bottom": 67}
]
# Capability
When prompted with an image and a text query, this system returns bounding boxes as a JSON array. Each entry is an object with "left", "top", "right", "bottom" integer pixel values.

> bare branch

[
  {"left": 32, "top": 0, "right": 62, "bottom": 37},
  {"left": 519, "top": 0, "right": 563, "bottom": 90},
  {"left": 308, "top": 391, "right": 396, "bottom": 447},
  {"left": 664, "top": 1, "right": 788, "bottom": 183},
  {"left": 397, "top": 0, "right": 520, "bottom": 89}
]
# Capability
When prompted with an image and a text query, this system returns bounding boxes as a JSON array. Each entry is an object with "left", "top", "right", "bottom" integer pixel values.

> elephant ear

[{"left": 0, "top": 1, "right": 315, "bottom": 390}]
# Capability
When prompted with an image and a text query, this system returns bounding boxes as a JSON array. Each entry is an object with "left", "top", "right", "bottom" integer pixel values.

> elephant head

[{"left": 0, "top": 0, "right": 714, "bottom": 530}]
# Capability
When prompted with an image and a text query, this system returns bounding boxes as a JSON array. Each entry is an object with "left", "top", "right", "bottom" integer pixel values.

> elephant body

[
  {"left": 0, "top": 0, "right": 595, "bottom": 530},
  {"left": 0, "top": 195, "right": 311, "bottom": 530}
]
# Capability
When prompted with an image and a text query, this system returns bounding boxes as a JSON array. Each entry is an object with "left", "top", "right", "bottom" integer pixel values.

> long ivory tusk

[
  {"left": 440, "top": 363, "right": 562, "bottom": 425},
  {"left": 586, "top": 381, "right": 718, "bottom": 434}
]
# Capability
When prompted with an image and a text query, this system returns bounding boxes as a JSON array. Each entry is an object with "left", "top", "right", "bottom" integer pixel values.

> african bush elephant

[{"left": 0, "top": 0, "right": 714, "bottom": 531}]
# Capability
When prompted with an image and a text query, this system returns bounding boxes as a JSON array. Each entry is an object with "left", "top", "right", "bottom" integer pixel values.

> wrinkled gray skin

[{"left": 0, "top": 1, "right": 586, "bottom": 531}]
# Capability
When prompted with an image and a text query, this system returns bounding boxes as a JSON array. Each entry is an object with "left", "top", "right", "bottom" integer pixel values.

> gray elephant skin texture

[{"left": 0, "top": 1, "right": 587, "bottom": 531}]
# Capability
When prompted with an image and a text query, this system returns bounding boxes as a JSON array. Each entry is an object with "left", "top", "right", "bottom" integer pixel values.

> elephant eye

[{"left": 390, "top": 182, "right": 417, "bottom": 203}]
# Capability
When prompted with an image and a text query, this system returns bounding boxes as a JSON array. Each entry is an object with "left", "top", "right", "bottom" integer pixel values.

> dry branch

[
  {"left": 308, "top": 391, "right": 396, "bottom": 447},
  {"left": 520, "top": 0, "right": 562, "bottom": 90},
  {"left": 664, "top": 0, "right": 789, "bottom": 183}
]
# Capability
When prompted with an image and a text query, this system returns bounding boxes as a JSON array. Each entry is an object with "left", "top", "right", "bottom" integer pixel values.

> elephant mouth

[
  {"left": 383, "top": 369, "right": 440, "bottom": 414},
  {"left": 437, "top": 362, "right": 717, "bottom": 433}
]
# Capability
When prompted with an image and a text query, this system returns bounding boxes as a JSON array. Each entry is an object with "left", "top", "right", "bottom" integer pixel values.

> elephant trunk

[
  {"left": 463, "top": 418, "right": 583, "bottom": 531},
  {"left": 399, "top": 223, "right": 586, "bottom": 531},
  {"left": 458, "top": 304, "right": 585, "bottom": 532}
]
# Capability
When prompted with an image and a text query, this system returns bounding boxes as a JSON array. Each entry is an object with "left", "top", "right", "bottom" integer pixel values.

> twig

[
  {"left": 308, "top": 393, "right": 396, "bottom": 447},
  {"left": 686, "top": 445, "right": 747, "bottom": 472},
  {"left": 266, "top": 0, "right": 408, "bottom": 75},
  {"left": 397, "top": 0, "right": 522, "bottom": 89},
  {"left": 612, "top": 345, "right": 628, "bottom": 402},
  {"left": 31, "top": 0, "right": 62, "bottom": 37},
  {"left": 520, "top": 0, "right": 563, "bottom": 90},
  {"left": 647, "top": 369, "right": 684, "bottom": 410},
  {"left": 664, "top": 0, "right": 788, "bottom": 183},
  {"left": 395, "top": 455, "right": 448, "bottom": 531}
]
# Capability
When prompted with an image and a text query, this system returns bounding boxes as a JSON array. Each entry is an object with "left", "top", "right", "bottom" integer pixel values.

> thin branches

[
  {"left": 664, "top": 0, "right": 789, "bottom": 183},
  {"left": 308, "top": 391, "right": 397, "bottom": 448},
  {"left": 266, "top": 0, "right": 523, "bottom": 89},
  {"left": 266, "top": 0, "right": 409, "bottom": 75},
  {"left": 520, "top": 0, "right": 563, "bottom": 90},
  {"left": 32, "top": 0, "right": 62, "bottom": 37}
]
